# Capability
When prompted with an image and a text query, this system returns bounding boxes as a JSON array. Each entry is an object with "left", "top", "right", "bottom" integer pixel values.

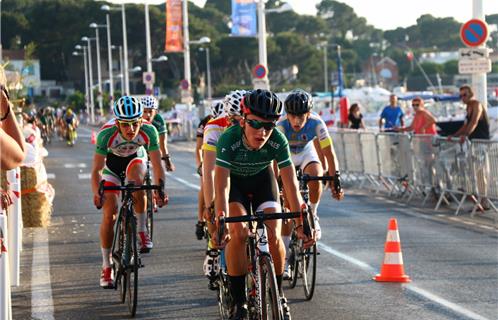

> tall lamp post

[
  {"left": 112, "top": 45, "right": 124, "bottom": 94},
  {"left": 89, "top": 24, "right": 105, "bottom": 116},
  {"left": 72, "top": 49, "right": 89, "bottom": 117},
  {"left": 256, "top": 1, "right": 292, "bottom": 90},
  {"left": 77, "top": 41, "right": 95, "bottom": 124},
  {"left": 102, "top": 4, "right": 129, "bottom": 95},
  {"left": 199, "top": 47, "right": 212, "bottom": 101}
]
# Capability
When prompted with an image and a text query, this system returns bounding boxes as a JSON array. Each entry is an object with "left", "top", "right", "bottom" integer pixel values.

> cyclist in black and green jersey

[
  {"left": 215, "top": 89, "right": 314, "bottom": 320},
  {"left": 140, "top": 96, "right": 175, "bottom": 171}
]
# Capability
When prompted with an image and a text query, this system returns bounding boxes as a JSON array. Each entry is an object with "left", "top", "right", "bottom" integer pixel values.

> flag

[
  {"left": 231, "top": 0, "right": 257, "bottom": 37},
  {"left": 165, "top": 0, "right": 183, "bottom": 52}
]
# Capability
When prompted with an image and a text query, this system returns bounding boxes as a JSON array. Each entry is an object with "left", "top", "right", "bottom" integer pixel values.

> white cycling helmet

[
  {"left": 113, "top": 96, "right": 143, "bottom": 120},
  {"left": 223, "top": 90, "right": 247, "bottom": 117},
  {"left": 140, "top": 95, "right": 159, "bottom": 110},
  {"left": 210, "top": 101, "right": 225, "bottom": 118}
]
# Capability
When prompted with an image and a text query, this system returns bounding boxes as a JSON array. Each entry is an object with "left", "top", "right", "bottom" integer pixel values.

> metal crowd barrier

[{"left": 330, "top": 129, "right": 498, "bottom": 224}]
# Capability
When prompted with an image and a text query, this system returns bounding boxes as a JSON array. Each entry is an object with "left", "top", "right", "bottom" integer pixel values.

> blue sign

[
  {"left": 154, "top": 87, "right": 160, "bottom": 97},
  {"left": 253, "top": 64, "right": 267, "bottom": 79},
  {"left": 231, "top": 0, "right": 257, "bottom": 37}
]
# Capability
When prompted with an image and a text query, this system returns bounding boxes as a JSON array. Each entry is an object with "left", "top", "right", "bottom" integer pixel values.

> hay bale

[{"left": 21, "top": 191, "right": 51, "bottom": 227}]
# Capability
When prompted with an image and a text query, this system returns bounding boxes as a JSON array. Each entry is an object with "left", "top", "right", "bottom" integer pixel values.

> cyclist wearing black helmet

[
  {"left": 277, "top": 89, "right": 344, "bottom": 245},
  {"left": 214, "top": 89, "right": 312, "bottom": 320}
]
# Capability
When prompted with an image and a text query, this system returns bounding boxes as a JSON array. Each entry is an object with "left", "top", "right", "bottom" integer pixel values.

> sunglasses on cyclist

[
  {"left": 117, "top": 119, "right": 141, "bottom": 128},
  {"left": 246, "top": 119, "right": 276, "bottom": 131}
]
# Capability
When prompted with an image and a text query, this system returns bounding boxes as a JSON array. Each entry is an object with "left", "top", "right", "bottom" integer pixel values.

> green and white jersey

[
  {"left": 151, "top": 113, "right": 167, "bottom": 135},
  {"left": 216, "top": 125, "right": 292, "bottom": 177},
  {"left": 95, "top": 119, "right": 159, "bottom": 157}
]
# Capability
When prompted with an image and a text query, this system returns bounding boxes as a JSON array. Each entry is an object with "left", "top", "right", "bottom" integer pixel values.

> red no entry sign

[
  {"left": 252, "top": 64, "right": 267, "bottom": 79},
  {"left": 460, "top": 19, "right": 488, "bottom": 47}
]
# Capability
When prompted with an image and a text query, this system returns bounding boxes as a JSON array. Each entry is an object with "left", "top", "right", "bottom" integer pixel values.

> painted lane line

[
  {"left": 46, "top": 173, "right": 56, "bottom": 180},
  {"left": 405, "top": 285, "right": 489, "bottom": 320},
  {"left": 31, "top": 228, "right": 55, "bottom": 320},
  {"left": 78, "top": 173, "right": 91, "bottom": 180},
  {"left": 318, "top": 242, "right": 490, "bottom": 320},
  {"left": 166, "top": 172, "right": 200, "bottom": 191},
  {"left": 64, "top": 163, "right": 87, "bottom": 169}
]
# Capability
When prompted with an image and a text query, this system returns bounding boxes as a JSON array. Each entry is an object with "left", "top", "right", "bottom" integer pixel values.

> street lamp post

[
  {"left": 103, "top": 9, "right": 114, "bottom": 106},
  {"left": 322, "top": 42, "right": 328, "bottom": 92},
  {"left": 112, "top": 45, "right": 124, "bottom": 94},
  {"left": 80, "top": 38, "right": 95, "bottom": 124},
  {"left": 199, "top": 47, "right": 212, "bottom": 101},
  {"left": 256, "top": 2, "right": 292, "bottom": 90},
  {"left": 88, "top": 26, "right": 104, "bottom": 117},
  {"left": 73, "top": 49, "right": 89, "bottom": 117}
]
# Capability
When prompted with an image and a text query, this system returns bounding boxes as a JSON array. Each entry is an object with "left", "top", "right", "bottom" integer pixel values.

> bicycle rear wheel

[
  {"left": 112, "top": 209, "right": 126, "bottom": 303},
  {"left": 259, "top": 253, "right": 283, "bottom": 320},
  {"left": 288, "top": 234, "right": 299, "bottom": 289},
  {"left": 125, "top": 219, "right": 139, "bottom": 316}
]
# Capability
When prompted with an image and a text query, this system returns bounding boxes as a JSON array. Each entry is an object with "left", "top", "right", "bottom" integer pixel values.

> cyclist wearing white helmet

[
  {"left": 140, "top": 95, "right": 175, "bottom": 171},
  {"left": 91, "top": 96, "right": 168, "bottom": 289},
  {"left": 195, "top": 101, "right": 225, "bottom": 242},
  {"left": 198, "top": 90, "right": 246, "bottom": 290}
]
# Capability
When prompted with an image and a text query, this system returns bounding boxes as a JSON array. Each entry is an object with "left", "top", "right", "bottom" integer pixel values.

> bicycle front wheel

[
  {"left": 301, "top": 244, "right": 317, "bottom": 300},
  {"left": 146, "top": 189, "right": 154, "bottom": 241},
  {"left": 259, "top": 253, "right": 282, "bottom": 320},
  {"left": 288, "top": 234, "right": 299, "bottom": 289},
  {"left": 125, "top": 219, "right": 139, "bottom": 316}
]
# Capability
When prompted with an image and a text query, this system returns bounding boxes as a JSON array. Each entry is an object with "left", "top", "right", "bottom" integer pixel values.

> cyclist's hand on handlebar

[
  {"left": 155, "top": 190, "right": 169, "bottom": 207},
  {"left": 331, "top": 171, "right": 344, "bottom": 201},
  {"left": 214, "top": 211, "right": 231, "bottom": 249},
  {"left": 295, "top": 225, "right": 316, "bottom": 249},
  {"left": 94, "top": 193, "right": 104, "bottom": 209}
]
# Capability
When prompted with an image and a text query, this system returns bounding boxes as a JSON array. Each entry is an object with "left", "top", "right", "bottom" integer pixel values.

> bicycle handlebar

[
  {"left": 221, "top": 211, "right": 301, "bottom": 224},
  {"left": 98, "top": 180, "right": 165, "bottom": 198}
]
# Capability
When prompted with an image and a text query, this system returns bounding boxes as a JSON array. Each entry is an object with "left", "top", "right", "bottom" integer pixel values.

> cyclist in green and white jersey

[
  {"left": 91, "top": 96, "right": 168, "bottom": 288},
  {"left": 140, "top": 96, "right": 175, "bottom": 171}
]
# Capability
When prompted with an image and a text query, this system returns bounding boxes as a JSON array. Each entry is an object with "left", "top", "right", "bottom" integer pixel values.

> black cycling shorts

[{"left": 229, "top": 167, "right": 279, "bottom": 213}]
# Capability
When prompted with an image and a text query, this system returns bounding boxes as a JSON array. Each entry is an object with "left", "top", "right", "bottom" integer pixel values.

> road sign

[
  {"left": 460, "top": 19, "right": 488, "bottom": 47},
  {"left": 252, "top": 64, "right": 267, "bottom": 79},
  {"left": 143, "top": 72, "right": 155, "bottom": 85},
  {"left": 154, "top": 87, "right": 160, "bottom": 97},
  {"left": 145, "top": 87, "right": 153, "bottom": 95},
  {"left": 458, "top": 58, "right": 491, "bottom": 74},
  {"left": 252, "top": 78, "right": 270, "bottom": 90},
  {"left": 459, "top": 47, "right": 490, "bottom": 60},
  {"left": 180, "top": 79, "right": 189, "bottom": 90}
]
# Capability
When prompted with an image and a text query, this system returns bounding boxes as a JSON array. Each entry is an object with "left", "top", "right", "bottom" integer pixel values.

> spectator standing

[
  {"left": 451, "top": 85, "right": 490, "bottom": 141},
  {"left": 379, "top": 94, "right": 404, "bottom": 132},
  {"left": 348, "top": 103, "right": 365, "bottom": 129},
  {"left": 396, "top": 97, "right": 437, "bottom": 135},
  {"left": 450, "top": 85, "right": 490, "bottom": 210}
]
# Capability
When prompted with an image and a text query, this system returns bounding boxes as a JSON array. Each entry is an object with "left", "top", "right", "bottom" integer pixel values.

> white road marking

[
  {"left": 318, "top": 242, "right": 490, "bottom": 320},
  {"left": 31, "top": 228, "right": 54, "bottom": 320},
  {"left": 78, "top": 173, "right": 91, "bottom": 180},
  {"left": 166, "top": 172, "right": 200, "bottom": 190},
  {"left": 64, "top": 163, "right": 87, "bottom": 168},
  {"left": 46, "top": 173, "right": 56, "bottom": 180}
]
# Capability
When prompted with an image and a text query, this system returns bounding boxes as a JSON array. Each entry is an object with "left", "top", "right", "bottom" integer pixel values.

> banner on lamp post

[
  {"left": 165, "top": 0, "right": 183, "bottom": 52},
  {"left": 231, "top": 0, "right": 257, "bottom": 37}
]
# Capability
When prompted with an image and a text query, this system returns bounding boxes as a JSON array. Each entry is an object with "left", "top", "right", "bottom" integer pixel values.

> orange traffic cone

[
  {"left": 374, "top": 218, "right": 411, "bottom": 282},
  {"left": 90, "top": 129, "right": 97, "bottom": 145}
]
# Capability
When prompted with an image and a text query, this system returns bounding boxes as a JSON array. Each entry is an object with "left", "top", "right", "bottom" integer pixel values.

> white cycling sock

[
  {"left": 282, "top": 235, "right": 291, "bottom": 262},
  {"left": 136, "top": 212, "right": 146, "bottom": 232},
  {"left": 101, "top": 248, "right": 111, "bottom": 268},
  {"left": 310, "top": 201, "right": 320, "bottom": 217}
]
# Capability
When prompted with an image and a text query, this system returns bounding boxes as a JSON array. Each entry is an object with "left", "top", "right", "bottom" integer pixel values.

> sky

[{"left": 190, "top": 0, "right": 498, "bottom": 31}]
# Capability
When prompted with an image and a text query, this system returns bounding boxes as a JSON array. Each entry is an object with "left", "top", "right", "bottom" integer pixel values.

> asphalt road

[{"left": 10, "top": 126, "right": 498, "bottom": 320}]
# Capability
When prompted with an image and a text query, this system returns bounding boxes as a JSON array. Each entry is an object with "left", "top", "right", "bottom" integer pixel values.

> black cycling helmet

[
  {"left": 284, "top": 89, "right": 313, "bottom": 115},
  {"left": 242, "top": 89, "right": 283, "bottom": 120}
]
